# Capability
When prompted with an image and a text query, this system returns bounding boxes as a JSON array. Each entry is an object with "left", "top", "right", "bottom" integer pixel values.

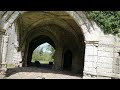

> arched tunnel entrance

[
  {"left": 23, "top": 26, "right": 85, "bottom": 74},
  {"left": 31, "top": 42, "right": 55, "bottom": 68},
  {"left": 27, "top": 35, "right": 55, "bottom": 67},
  {"left": 15, "top": 11, "right": 86, "bottom": 76}
]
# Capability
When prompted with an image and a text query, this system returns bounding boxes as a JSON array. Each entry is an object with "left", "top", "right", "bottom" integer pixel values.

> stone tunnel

[
  {"left": 16, "top": 11, "right": 85, "bottom": 74},
  {"left": 0, "top": 11, "right": 120, "bottom": 79}
]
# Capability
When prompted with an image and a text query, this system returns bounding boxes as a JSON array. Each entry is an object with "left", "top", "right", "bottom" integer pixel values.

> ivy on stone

[{"left": 87, "top": 11, "right": 120, "bottom": 35}]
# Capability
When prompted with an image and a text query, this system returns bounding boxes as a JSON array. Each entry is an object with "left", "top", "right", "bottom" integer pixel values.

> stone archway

[
  {"left": 27, "top": 35, "right": 56, "bottom": 66},
  {"left": 2, "top": 11, "right": 119, "bottom": 79},
  {"left": 14, "top": 11, "right": 86, "bottom": 74},
  {"left": 0, "top": 11, "right": 101, "bottom": 78},
  {"left": 20, "top": 23, "right": 85, "bottom": 74}
]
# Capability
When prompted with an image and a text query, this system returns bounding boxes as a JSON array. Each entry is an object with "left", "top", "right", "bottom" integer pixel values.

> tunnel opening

[
  {"left": 63, "top": 50, "right": 72, "bottom": 71},
  {"left": 27, "top": 35, "right": 56, "bottom": 70},
  {"left": 31, "top": 43, "right": 55, "bottom": 69}
]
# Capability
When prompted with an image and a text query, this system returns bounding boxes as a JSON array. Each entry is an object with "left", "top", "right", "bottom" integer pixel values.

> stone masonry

[{"left": 0, "top": 11, "right": 119, "bottom": 79}]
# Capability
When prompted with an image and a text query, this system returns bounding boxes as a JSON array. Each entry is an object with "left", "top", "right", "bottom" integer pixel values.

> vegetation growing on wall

[{"left": 87, "top": 11, "right": 120, "bottom": 35}]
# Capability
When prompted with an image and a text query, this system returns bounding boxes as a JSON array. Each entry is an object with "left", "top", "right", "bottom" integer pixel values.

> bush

[{"left": 87, "top": 11, "right": 120, "bottom": 35}]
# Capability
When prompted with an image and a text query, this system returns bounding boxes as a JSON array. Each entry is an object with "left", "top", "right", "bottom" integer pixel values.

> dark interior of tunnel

[{"left": 63, "top": 50, "right": 72, "bottom": 71}]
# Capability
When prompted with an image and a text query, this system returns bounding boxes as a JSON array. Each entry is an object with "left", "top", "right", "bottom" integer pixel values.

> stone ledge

[
  {"left": 83, "top": 70, "right": 120, "bottom": 79},
  {"left": 83, "top": 73, "right": 112, "bottom": 79},
  {"left": 0, "top": 74, "right": 6, "bottom": 79}
]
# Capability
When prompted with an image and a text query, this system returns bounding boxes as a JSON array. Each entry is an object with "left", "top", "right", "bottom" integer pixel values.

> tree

[
  {"left": 46, "top": 44, "right": 55, "bottom": 61},
  {"left": 39, "top": 47, "right": 43, "bottom": 55},
  {"left": 86, "top": 11, "right": 120, "bottom": 35},
  {"left": 47, "top": 44, "right": 55, "bottom": 55},
  {"left": 32, "top": 50, "right": 40, "bottom": 61},
  {"left": 32, "top": 43, "right": 55, "bottom": 62}
]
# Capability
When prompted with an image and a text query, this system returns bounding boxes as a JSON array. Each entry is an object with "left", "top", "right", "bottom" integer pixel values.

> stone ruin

[{"left": 0, "top": 11, "right": 119, "bottom": 79}]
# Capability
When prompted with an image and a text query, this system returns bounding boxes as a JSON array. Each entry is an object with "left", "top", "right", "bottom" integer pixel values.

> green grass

[
  {"left": 7, "top": 64, "right": 16, "bottom": 68},
  {"left": 40, "top": 61, "right": 49, "bottom": 64}
]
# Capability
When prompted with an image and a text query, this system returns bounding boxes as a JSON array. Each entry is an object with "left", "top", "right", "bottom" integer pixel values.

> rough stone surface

[
  {"left": 0, "top": 11, "right": 120, "bottom": 79},
  {"left": 5, "top": 67, "right": 81, "bottom": 79}
]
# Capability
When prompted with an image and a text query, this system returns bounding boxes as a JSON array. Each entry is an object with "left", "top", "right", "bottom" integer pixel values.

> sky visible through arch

[{"left": 35, "top": 42, "right": 52, "bottom": 53}]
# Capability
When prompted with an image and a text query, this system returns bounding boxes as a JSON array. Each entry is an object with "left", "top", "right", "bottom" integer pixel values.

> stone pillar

[
  {"left": 83, "top": 41, "right": 99, "bottom": 79},
  {"left": 53, "top": 47, "right": 63, "bottom": 71},
  {"left": 22, "top": 42, "right": 30, "bottom": 67},
  {"left": 0, "top": 27, "right": 7, "bottom": 79},
  {"left": 0, "top": 35, "right": 9, "bottom": 76},
  {"left": 22, "top": 49, "right": 28, "bottom": 67}
]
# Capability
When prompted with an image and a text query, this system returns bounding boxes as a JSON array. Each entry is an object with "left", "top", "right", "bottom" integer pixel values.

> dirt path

[{"left": 5, "top": 67, "right": 82, "bottom": 79}]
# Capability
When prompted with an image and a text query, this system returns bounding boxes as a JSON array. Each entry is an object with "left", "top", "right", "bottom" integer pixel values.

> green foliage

[
  {"left": 87, "top": 11, "right": 120, "bottom": 35},
  {"left": 7, "top": 64, "right": 16, "bottom": 68},
  {"left": 32, "top": 44, "right": 55, "bottom": 62},
  {"left": 39, "top": 47, "right": 43, "bottom": 55},
  {"left": 46, "top": 44, "right": 55, "bottom": 60}
]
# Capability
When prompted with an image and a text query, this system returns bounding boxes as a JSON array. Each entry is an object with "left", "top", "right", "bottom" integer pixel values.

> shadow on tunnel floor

[{"left": 5, "top": 65, "right": 83, "bottom": 78}]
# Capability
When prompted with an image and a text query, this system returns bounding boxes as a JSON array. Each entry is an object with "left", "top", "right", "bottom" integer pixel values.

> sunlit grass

[{"left": 7, "top": 64, "right": 16, "bottom": 68}]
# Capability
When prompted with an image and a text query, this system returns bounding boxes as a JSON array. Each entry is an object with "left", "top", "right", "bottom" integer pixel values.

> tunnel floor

[
  {"left": 5, "top": 67, "right": 82, "bottom": 79},
  {"left": 28, "top": 62, "right": 53, "bottom": 69}
]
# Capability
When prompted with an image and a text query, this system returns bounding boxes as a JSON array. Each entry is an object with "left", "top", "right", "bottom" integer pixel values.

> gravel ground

[{"left": 5, "top": 67, "right": 82, "bottom": 79}]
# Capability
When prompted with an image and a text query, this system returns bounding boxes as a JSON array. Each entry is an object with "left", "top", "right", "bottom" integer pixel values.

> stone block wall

[
  {"left": 97, "top": 35, "right": 115, "bottom": 78},
  {"left": 83, "top": 41, "right": 98, "bottom": 76},
  {"left": 5, "top": 24, "right": 22, "bottom": 66},
  {"left": 83, "top": 34, "right": 120, "bottom": 79},
  {"left": 98, "top": 35, "right": 120, "bottom": 79},
  {"left": 112, "top": 36, "right": 120, "bottom": 78}
]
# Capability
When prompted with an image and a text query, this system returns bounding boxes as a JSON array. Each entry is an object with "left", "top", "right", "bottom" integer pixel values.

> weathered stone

[{"left": 0, "top": 11, "right": 120, "bottom": 79}]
